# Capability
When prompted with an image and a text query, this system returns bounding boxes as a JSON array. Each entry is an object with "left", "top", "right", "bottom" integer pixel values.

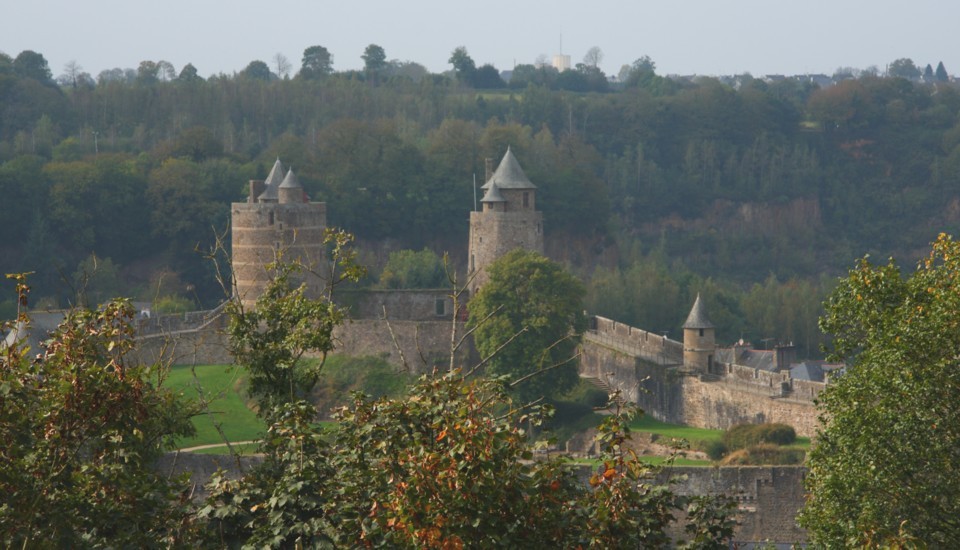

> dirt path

[{"left": 177, "top": 440, "right": 259, "bottom": 453}]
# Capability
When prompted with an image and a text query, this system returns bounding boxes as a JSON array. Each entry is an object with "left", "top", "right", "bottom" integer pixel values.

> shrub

[
  {"left": 755, "top": 423, "right": 796, "bottom": 446},
  {"left": 722, "top": 423, "right": 796, "bottom": 451},
  {"left": 704, "top": 440, "right": 729, "bottom": 461}
]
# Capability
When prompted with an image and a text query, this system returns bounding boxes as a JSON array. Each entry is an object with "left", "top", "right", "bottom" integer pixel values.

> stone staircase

[{"left": 579, "top": 374, "right": 627, "bottom": 412}]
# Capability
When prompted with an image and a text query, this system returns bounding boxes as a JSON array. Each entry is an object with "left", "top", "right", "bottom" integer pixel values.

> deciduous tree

[
  {"left": 800, "top": 233, "right": 960, "bottom": 546},
  {"left": 0, "top": 276, "right": 195, "bottom": 546},
  {"left": 361, "top": 43, "right": 387, "bottom": 73},
  {"left": 299, "top": 45, "right": 333, "bottom": 79},
  {"left": 468, "top": 249, "right": 587, "bottom": 403}
]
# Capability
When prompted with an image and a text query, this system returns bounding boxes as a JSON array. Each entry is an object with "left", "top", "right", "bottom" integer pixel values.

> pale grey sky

[{"left": 4, "top": 0, "right": 957, "bottom": 80}]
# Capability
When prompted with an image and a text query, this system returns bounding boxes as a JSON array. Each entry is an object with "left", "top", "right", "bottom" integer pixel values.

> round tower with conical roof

[
  {"left": 682, "top": 294, "right": 716, "bottom": 374},
  {"left": 231, "top": 160, "right": 326, "bottom": 308},
  {"left": 467, "top": 148, "right": 544, "bottom": 295}
]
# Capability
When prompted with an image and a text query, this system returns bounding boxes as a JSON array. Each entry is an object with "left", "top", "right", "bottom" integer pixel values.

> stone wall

[
  {"left": 581, "top": 318, "right": 821, "bottom": 437},
  {"left": 681, "top": 377, "right": 819, "bottom": 437},
  {"left": 134, "top": 326, "right": 234, "bottom": 366},
  {"left": 156, "top": 451, "right": 263, "bottom": 500},
  {"left": 590, "top": 316, "right": 683, "bottom": 363},
  {"left": 335, "top": 289, "right": 456, "bottom": 321},
  {"left": 332, "top": 318, "right": 473, "bottom": 374},
  {"left": 660, "top": 466, "right": 808, "bottom": 545}
]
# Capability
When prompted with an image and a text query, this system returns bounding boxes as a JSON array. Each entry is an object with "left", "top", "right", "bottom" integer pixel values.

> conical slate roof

[
  {"left": 682, "top": 294, "right": 714, "bottom": 329},
  {"left": 480, "top": 181, "right": 506, "bottom": 203},
  {"left": 257, "top": 158, "right": 285, "bottom": 201},
  {"left": 279, "top": 169, "right": 301, "bottom": 189},
  {"left": 480, "top": 147, "right": 536, "bottom": 190}
]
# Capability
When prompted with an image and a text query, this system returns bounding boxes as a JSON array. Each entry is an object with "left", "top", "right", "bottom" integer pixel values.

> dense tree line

[{"left": 2, "top": 47, "right": 960, "bottom": 354}]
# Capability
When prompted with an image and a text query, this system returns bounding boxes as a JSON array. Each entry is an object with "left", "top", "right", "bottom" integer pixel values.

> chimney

[
  {"left": 249, "top": 179, "right": 265, "bottom": 203},
  {"left": 484, "top": 158, "right": 494, "bottom": 183},
  {"left": 774, "top": 343, "right": 797, "bottom": 371}
]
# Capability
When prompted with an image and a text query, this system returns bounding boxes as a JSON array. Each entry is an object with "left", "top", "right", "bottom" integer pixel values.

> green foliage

[
  {"left": 153, "top": 294, "right": 194, "bottom": 314},
  {"left": 361, "top": 43, "right": 387, "bottom": 73},
  {"left": 202, "top": 373, "right": 733, "bottom": 548},
  {"left": 312, "top": 354, "right": 413, "bottom": 413},
  {"left": 200, "top": 255, "right": 733, "bottom": 548},
  {"left": 378, "top": 247, "right": 446, "bottom": 289},
  {"left": 299, "top": 45, "right": 333, "bottom": 79},
  {"left": 72, "top": 253, "right": 122, "bottom": 307},
  {"left": 226, "top": 229, "right": 365, "bottom": 418},
  {"left": 704, "top": 441, "right": 729, "bottom": 461},
  {"left": 800, "top": 234, "right": 960, "bottom": 546},
  {"left": 468, "top": 249, "right": 587, "bottom": 403},
  {"left": 722, "top": 423, "right": 796, "bottom": 450},
  {"left": 0, "top": 274, "right": 196, "bottom": 546}
]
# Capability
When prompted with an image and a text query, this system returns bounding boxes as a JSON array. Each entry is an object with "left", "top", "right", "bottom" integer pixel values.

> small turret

[
  {"left": 278, "top": 169, "right": 303, "bottom": 204},
  {"left": 682, "top": 294, "right": 716, "bottom": 374},
  {"left": 480, "top": 181, "right": 506, "bottom": 212},
  {"left": 257, "top": 158, "right": 285, "bottom": 203}
]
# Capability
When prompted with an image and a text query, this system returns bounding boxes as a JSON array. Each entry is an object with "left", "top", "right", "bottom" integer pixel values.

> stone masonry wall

[
  {"left": 332, "top": 319, "right": 473, "bottom": 374},
  {"left": 681, "top": 377, "right": 819, "bottom": 437},
  {"left": 658, "top": 466, "right": 808, "bottom": 545},
  {"left": 468, "top": 209, "right": 543, "bottom": 293},
  {"left": 335, "top": 289, "right": 455, "bottom": 321},
  {"left": 591, "top": 316, "right": 683, "bottom": 363},
  {"left": 582, "top": 317, "right": 821, "bottom": 437}
]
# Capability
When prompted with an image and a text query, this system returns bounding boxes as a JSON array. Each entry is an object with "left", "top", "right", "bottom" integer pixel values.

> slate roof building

[{"left": 467, "top": 148, "right": 544, "bottom": 295}]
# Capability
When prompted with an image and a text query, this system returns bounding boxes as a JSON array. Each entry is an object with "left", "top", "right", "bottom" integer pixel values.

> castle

[
  {"left": 52, "top": 147, "right": 829, "bottom": 442},
  {"left": 69, "top": 149, "right": 819, "bottom": 544}
]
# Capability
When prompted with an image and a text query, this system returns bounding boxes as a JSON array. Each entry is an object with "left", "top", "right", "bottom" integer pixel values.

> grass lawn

[
  {"left": 571, "top": 455, "right": 712, "bottom": 467},
  {"left": 165, "top": 364, "right": 265, "bottom": 450},
  {"left": 629, "top": 415, "right": 724, "bottom": 446},
  {"left": 629, "top": 415, "right": 812, "bottom": 455}
]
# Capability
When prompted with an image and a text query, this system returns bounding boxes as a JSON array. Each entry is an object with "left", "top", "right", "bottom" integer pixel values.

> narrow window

[
  {"left": 268, "top": 211, "right": 274, "bottom": 225},
  {"left": 699, "top": 328, "right": 704, "bottom": 337},
  {"left": 435, "top": 298, "right": 445, "bottom": 316},
  {"left": 523, "top": 192, "right": 529, "bottom": 208}
]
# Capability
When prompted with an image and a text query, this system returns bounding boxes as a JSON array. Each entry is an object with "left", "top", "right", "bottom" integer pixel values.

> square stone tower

[{"left": 467, "top": 148, "right": 544, "bottom": 295}]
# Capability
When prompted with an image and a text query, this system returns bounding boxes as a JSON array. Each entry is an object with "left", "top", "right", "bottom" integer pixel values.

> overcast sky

[{"left": 5, "top": 0, "right": 957, "bottom": 80}]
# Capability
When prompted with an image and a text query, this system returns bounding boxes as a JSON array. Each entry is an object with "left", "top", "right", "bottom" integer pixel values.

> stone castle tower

[
  {"left": 231, "top": 159, "right": 326, "bottom": 307},
  {"left": 682, "top": 293, "right": 716, "bottom": 374},
  {"left": 467, "top": 148, "right": 544, "bottom": 295}
]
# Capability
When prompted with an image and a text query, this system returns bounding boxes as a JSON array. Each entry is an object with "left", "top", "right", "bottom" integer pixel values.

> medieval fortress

[{"left": 138, "top": 149, "right": 827, "bottom": 439}]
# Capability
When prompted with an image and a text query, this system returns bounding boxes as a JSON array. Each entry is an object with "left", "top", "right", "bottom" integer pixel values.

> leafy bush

[
  {"left": 755, "top": 423, "right": 797, "bottom": 446},
  {"left": 153, "top": 294, "right": 194, "bottom": 314},
  {"left": 704, "top": 440, "right": 729, "bottom": 461},
  {"left": 378, "top": 248, "right": 446, "bottom": 289},
  {"left": 722, "top": 423, "right": 796, "bottom": 451}
]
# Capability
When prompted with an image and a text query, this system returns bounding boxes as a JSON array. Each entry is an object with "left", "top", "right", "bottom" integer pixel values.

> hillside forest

[{"left": 3, "top": 47, "right": 960, "bottom": 358}]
